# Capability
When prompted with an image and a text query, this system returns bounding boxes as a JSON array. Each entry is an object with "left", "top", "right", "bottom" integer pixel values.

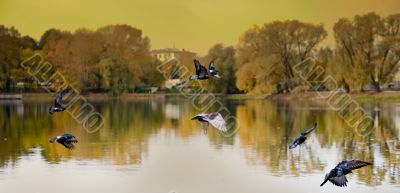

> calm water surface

[{"left": 0, "top": 97, "right": 399, "bottom": 193}]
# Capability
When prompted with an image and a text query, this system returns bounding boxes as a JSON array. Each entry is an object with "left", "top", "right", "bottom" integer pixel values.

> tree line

[
  {"left": 236, "top": 12, "right": 400, "bottom": 94},
  {"left": 0, "top": 12, "right": 399, "bottom": 95},
  {"left": 0, "top": 25, "right": 164, "bottom": 95}
]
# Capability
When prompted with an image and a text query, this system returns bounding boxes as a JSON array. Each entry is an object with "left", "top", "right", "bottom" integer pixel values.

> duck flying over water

[
  {"left": 49, "top": 133, "right": 78, "bottom": 149},
  {"left": 189, "top": 59, "right": 220, "bottom": 80},
  {"left": 49, "top": 93, "right": 65, "bottom": 114},
  {"left": 289, "top": 122, "right": 317, "bottom": 149},
  {"left": 192, "top": 112, "right": 227, "bottom": 134},
  {"left": 320, "top": 160, "right": 372, "bottom": 187}
]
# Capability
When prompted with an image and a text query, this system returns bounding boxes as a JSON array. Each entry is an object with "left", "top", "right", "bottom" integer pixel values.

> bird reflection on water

[{"left": 0, "top": 98, "right": 399, "bottom": 193}]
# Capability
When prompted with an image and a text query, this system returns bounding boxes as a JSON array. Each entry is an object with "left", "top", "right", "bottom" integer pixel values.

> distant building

[
  {"left": 165, "top": 78, "right": 185, "bottom": 89},
  {"left": 150, "top": 48, "right": 196, "bottom": 62},
  {"left": 151, "top": 48, "right": 196, "bottom": 89}
]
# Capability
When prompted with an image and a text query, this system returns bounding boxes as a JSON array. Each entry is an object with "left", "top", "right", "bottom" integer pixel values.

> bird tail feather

[
  {"left": 320, "top": 174, "right": 329, "bottom": 187},
  {"left": 320, "top": 179, "right": 329, "bottom": 187}
]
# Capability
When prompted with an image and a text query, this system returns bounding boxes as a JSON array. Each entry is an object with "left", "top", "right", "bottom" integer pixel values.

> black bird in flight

[
  {"left": 192, "top": 113, "right": 227, "bottom": 134},
  {"left": 289, "top": 122, "right": 317, "bottom": 149},
  {"left": 189, "top": 59, "right": 221, "bottom": 80},
  {"left": 49, "top": 92, "right": 66, "bottom": 114},
  {"left": 49, "top": 134, "right": 78, "bottom": 149},
  {"left": 320, "top": 160, "right": 372, "bottom": 187}
]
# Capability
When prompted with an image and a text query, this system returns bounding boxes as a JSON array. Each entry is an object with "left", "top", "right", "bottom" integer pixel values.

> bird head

[{"left": 49, "top": 137, "right": 58, "bottom": 143}]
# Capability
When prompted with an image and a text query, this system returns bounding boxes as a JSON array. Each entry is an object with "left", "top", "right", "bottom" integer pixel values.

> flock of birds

[{"left": 47, "top": 59, "right": 372, "bottom": 187}]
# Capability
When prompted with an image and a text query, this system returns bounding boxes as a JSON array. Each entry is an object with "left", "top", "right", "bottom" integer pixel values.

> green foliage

[{"left": 0, "top": 25, "right": 31, "bottom": 92}]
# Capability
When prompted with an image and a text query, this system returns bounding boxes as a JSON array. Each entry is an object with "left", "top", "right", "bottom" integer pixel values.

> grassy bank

[
  {"left": 16, "top": 91, "right": 400, "bottom": 103},
  {"left": 21, "top": 93, "right": 172, "bottom": 102},
  {"left": 350, "top": 92, "right": 400, "bottom": 103},
  {"left": 19, "top": 92, "right": 262, "bottom": 101},
  {"left": 267, "top": 91, "right": 400, "bottom": 103}
]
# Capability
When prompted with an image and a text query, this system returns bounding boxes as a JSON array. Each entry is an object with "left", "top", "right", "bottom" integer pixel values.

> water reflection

[{"left": 0, "top": 97, "right": 399, "bottom": 192}]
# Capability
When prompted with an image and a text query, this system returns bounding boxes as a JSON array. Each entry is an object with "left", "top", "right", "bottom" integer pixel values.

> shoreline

[
  {"left": 266, "top": 91, "right": 400, "bottom": 103},
  {"left": 2, "top": 91, "right": 400, "bottom": 103}
]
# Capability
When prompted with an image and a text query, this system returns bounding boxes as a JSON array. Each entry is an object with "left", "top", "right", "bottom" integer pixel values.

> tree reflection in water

[{"left": 0, "top": 97, "right": 399, "bottom": 187}]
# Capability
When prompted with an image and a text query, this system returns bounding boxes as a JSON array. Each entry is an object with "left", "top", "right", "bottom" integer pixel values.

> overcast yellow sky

[{"left": 0, "top": 0, "right": 399, "bottom": 54}]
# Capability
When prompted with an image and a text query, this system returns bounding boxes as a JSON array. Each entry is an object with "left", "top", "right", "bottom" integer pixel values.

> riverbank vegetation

[{"left": 0, "top": 12, "right": 399, "bottom": 96}]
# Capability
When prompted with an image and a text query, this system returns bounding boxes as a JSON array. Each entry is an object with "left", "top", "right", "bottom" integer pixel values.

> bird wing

[
  {"left": 60, "top": 141, "right": 75, "bottom": 149},
  {"left": 194, "top": 59, "right": 202, "bottom": 75},
  {"left": 62, "top": 134, "right": 78, "bottom": 143},
  {"left": 289, "top": 138, "right": 300, "bottom": 149},
  {"left": 209, "top": 61, "right": 216, "bottom": 71},
  {"left": 346, "top": 160, "right": 372, "bottom": 170},
  {"left": 205, "top": 113, "right": 227, "bottom": 132},
  {"left": 55, "top": 94, "right": 63, "bottom": 107},
  {"left": 199, "top": 65, "right": 209, "bottom": 78},
  {"left": 301, "top": 122, "right": 317, "bottom": 136},
  {"left": 67, "top": 136, "right": 78, "bottom": 143},
  {"left": 329, "top": 175, "right": 348, "bottom": 187}
]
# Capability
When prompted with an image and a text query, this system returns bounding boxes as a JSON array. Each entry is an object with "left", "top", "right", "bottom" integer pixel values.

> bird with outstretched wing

[
  {"left": 320, "top": 160, "right": 372, "bottom": 187},
  {"left": 289, "top": 122, "right": 317, "bottom": 149},
  {"left": 49, "top": 134, "right": 78, "bottom": 149},
  {"left": 192, "top": 112, "right": 227, "bottom": 134}
]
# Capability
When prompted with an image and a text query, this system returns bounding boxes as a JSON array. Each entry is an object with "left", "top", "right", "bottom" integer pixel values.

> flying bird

[
  {"left": 192, "top": 112, "right": 227, "bottom": 134},
  {"left": 320, "top": 160, "right": 372, "bottom": 187},
  {"left": 49, "top": 92, "right": 65, "bottom": 114},
  {"left": 189, "top": 59, "right": 220, "bottom": 80},
  {"left": 208, "top": 60, "right": 221, "bottom": 78},
  {"left": 49, "top": 133, "right": 78, "bottom": 149},
  {"left": 289, "top": 122, "right": 317, "bottom": 149}
]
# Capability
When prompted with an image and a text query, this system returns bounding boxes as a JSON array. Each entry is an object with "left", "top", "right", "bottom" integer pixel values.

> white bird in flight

[{"left": 191, "top": 112, "right": 227, "bottom": 134}]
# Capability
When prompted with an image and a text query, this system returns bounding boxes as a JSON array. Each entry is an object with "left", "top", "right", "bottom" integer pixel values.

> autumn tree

[
  {"left": 69, "top": 28, "right": 103, "bottom": 93},
  {"left": 38, "top": 25, "right": 162, "bottom": 95},
  {"left": 96, "top": 25, "right": 152, "bottom": 95},
  {"left": 333, "top": 12, "right": 400, "bottom": 92},
  {"left": 39, "top": 29, "right": 77, "bottom": 88},
  {"left": 0, "top": 25, "right": 34, "bottom": 92},
  {"left": 236, "top": 20, "right": 327, "bottom": 94}
]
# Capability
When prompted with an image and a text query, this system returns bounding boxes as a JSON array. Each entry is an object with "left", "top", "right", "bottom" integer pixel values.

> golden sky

[{"left": 0, "top": 0, "right": 399, "bottom": 54}]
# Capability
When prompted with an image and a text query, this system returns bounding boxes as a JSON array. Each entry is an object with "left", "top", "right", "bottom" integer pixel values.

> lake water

[{"left": 0, "top": 96, "right": 399, "bottom": 193}]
